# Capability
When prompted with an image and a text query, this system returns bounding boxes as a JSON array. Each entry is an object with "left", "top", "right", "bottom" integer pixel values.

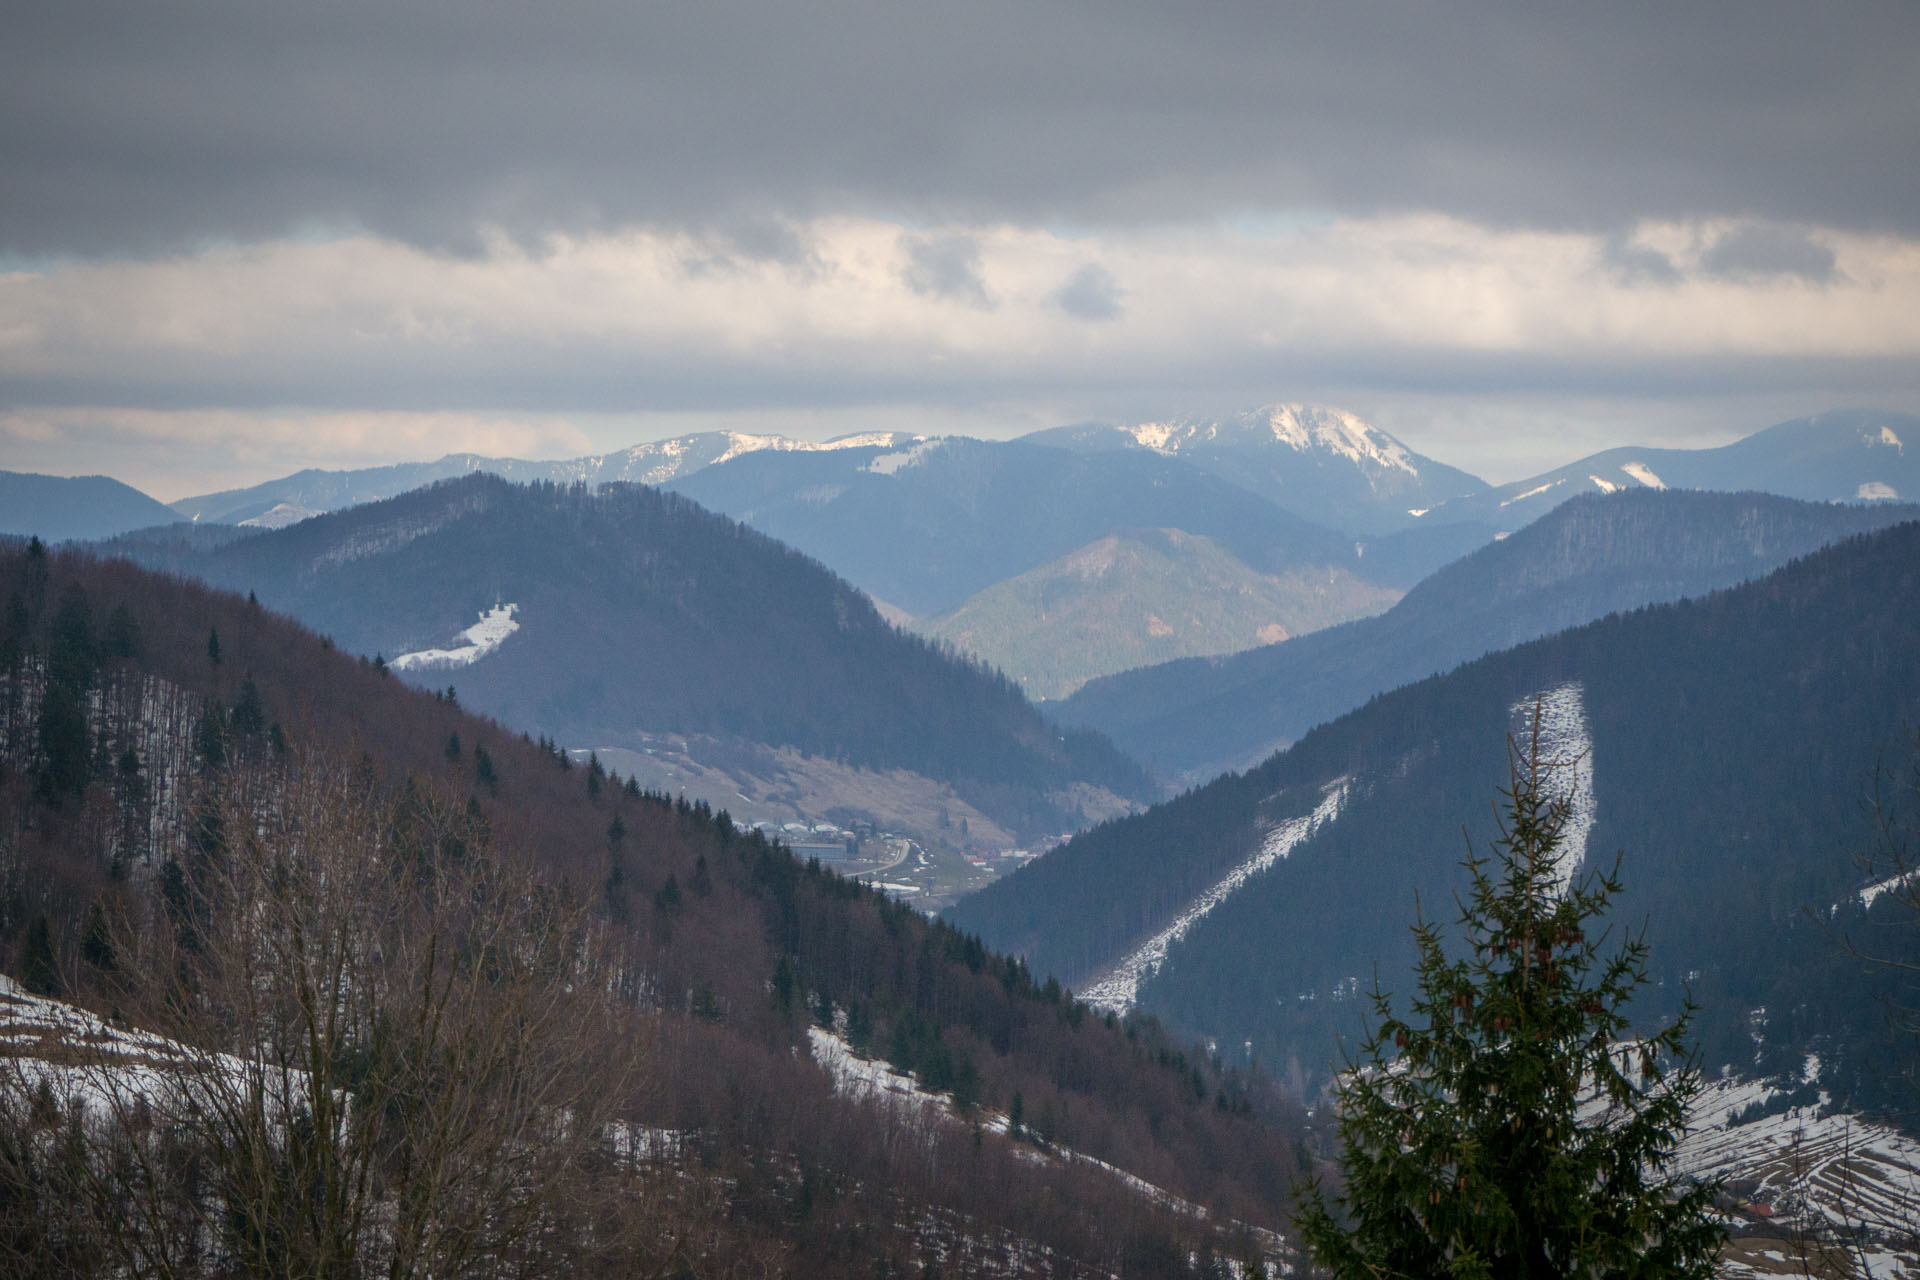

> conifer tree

[
  {"left": 1297, "top": 722, "right": 1724, "bottom": 1280},
  {"left": 18, "top": 915, "right": 60, "bottom": 997}
]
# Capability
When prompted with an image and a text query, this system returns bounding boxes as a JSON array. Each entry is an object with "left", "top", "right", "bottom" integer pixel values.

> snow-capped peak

[
  {"left": 1123, "top": 421, "right": 1180, "bottom": 453},
  {"left": 1109, "top": 404, "right": 1423, "bottom": 476},
  {"left": 1260, "top": 404, "right": 1421, "bottom": 476}
]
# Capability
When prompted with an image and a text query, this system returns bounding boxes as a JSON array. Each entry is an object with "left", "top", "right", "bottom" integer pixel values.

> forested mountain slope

[
  {"left": 106, "top": 475, "right": 1152, "bottom": 841},
  {"left": 954, "top": 518, "right": 1920, "bottom": 1112},
  {"left": 0, "top": 471, "right": 184, "bottom": 542},
  {"left": 1060, "top": 490, "right": 1920, "bottom": 780},
  {"left": 0, "top": 540, "right": 1301, "bottom": 1276}
]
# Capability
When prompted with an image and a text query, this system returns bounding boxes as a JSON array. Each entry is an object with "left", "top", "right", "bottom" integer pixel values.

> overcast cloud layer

[{"left": 3, "top": 2, "right": 1919, "bottom": 496}]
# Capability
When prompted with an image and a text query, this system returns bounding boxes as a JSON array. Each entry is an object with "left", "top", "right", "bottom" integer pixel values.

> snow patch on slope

[
  {"left": 863, "top": 439, "right": 947, "bottom": 475},
  {"left": 713, "top": 430, "right": 907, "bottom": 469},
  {"left": 1502, "top": 478, "right": 1562, "bottom": 507},
  {"left": 1621, "top": 461, "right": 1667, "bottom": 489},
  {"left": 392, "top": 603, "right": 519, "bottom": 671},
  {"left": 1511, "top": 682, "right": 1596, "bottom": 896},
  {"left": 238, "top": 502, "right": 321, "bottom": 529},
  {"left": 1083, "top": 779, "right": 1348, "bottom": 1013},
  {"left": 1875, "top": 425, "right": 1904, "bottom": 451},
  {"left": 1588, "top": 475, "right": 1620, "bottom": 494},
  {"left": 1859, "top": 868, "right": 1917, "bottom": 910},
  {"left": 809, "top": 1025, "right": 949, "bottom": 1113},
  {"left": 1857, "top": 481, "right": 1900, "bottom": 500},
  {"left": 0, "top": 976, "right": 309, "bottom": 1121}
]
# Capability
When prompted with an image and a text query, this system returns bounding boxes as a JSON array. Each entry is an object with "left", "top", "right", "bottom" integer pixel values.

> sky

[{"left": 3, "top": 1, "right": 1918, "bottom": 500}]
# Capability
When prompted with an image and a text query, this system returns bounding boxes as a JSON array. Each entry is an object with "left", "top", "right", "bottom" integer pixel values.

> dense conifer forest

[{"left": 954, "top": 519, "right": 1920, "bottom": 1113}]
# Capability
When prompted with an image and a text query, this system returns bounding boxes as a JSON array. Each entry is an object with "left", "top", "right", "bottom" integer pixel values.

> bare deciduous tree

[{"left": 4, "top": 754, "right": 660, "bottom": 1279}]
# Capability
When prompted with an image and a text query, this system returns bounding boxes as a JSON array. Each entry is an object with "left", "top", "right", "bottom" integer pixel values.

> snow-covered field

[
  {"left": 392, "top": 602, "right": 519, "bottom": 670},
  {"left": 0, "top": 975, "right": 288, "bottom": 1120},
  {"left": 1675, "top": 1063, "right": 1920, "bottom": 1276},
  {"left": 1081, "top": 779, "right": 1347, "bottom": 1013}
]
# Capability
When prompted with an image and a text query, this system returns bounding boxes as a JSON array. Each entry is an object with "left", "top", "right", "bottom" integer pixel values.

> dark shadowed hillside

[
  {"left": 954, "top": 518, "right": 1920, "bottom": 1114},
  {"left": 105, "top": 474, "right": 1153, "bottom": 842},
  {"left": 1061, "top": 490, "right": 1920, "bottom": 780}
]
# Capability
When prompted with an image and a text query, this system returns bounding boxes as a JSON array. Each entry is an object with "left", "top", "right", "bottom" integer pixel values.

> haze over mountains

[
  {"left": 662, "top": 434, "right": 1440, "bottom": 614},
  {"left": 1059, "top": 488, "right": 1920, "bottom": 779},
  {"left": 0, "top": 472, "right": 184, "bottom": 543},
  {"left": 916, "top": 528, "right": 1402, "bottom": 701},
  {"left": 1420, "top": 408, "right": 1920, "bottom": 528},
  {"left": 166, "top": 430, "right": 919, "bottom": 527},
  {"left": 20, "top": 402, "right": 1896, "bottom": 707}
]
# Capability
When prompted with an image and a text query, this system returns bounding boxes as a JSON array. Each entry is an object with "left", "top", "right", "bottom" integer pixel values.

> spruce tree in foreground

[{"left": 1297, "top": 722, "right": 1725, "bottom": 1280}]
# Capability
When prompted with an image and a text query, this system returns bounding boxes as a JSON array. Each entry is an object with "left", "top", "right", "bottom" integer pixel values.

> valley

[
  {"left": 7, "top": 402, "right": 1920, "bottom": 1275},
  {"left": 582, "top": 736, "right": 1049, "bottom": 910}
]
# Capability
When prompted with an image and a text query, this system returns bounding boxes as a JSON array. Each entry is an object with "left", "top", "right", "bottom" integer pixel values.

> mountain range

[
  {"left": 104, "top": 475, "right": 1153, "bottom": 849},
  {"left": 165, "top": 429, "right": 920, "bottom": 526},
  {"left": 18, "top": 404, "right": 1906, "bottom": 716},
  {"left": 1058, "top": 489, "right": 1920, "bottom": 780},
  {"left": 914, "top": 527, "right": 1402, "bottom": 701},
  {"left": 1021, "top": 404, "right": 1486, "bottom": 535},
  {"left": 661, "top": 433, "right": 1454, "bottom": 614},
  {"left": 1419, "top": 408, "right": 1920, "bottom": 529}
]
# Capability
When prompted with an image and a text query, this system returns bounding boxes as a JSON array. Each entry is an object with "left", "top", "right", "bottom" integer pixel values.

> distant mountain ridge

[
  {"left": 663, "top": 435, "right": 1439, "bottom": 616},
  {"left": 1059, "top": 489, "right": 1920, "bottom": 780},
  {"left": 0, "top": 471, "right": 185, "bottom": 542},
  {"left": 169, "top": 429, "right": 922, "bottom": 525},
  {"left": 112, "top": 474, "right": 1152, "bottom": 843},
  {"left": 1423, "top": 408, "right": 1920, "bottom": 529},
  {"left": 1023, "top": 404, "right": 1488, "bottom": 534},
  {"left": 913, "top": 528, "right": 1402, "bottom": 701}
]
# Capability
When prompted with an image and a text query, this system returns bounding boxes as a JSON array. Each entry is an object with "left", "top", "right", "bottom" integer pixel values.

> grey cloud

[
  {"left": 1052, "top": 264, "right": 1123, "bottom": 320},
  {"left": 1599, "top": 235, "right": 1681, "bottom": 286},
  {"left": 901, "top": 234, "right": 993, "bottom": 307},
  {"left": 4, "top": 1, "right": 1919, "bottom": 256},
  {"left": 677, "top": 216, "right": 822, "bottom": 278},
  {"left": 1699, "top": 223, "right": 1839, "bottom": 284}
]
